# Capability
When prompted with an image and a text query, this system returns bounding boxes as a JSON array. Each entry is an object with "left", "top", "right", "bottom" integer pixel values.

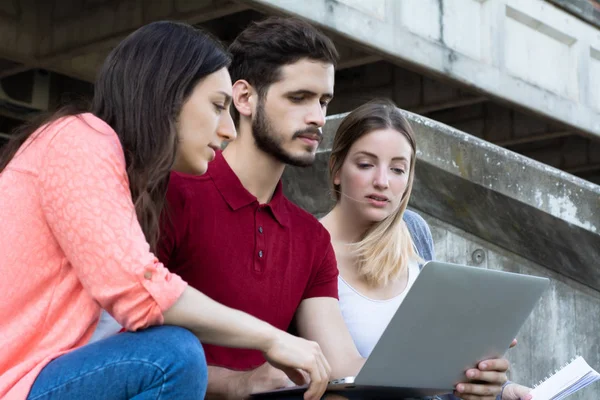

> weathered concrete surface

[
  {"left": 329, "top": 60, "right": 600, "bottom": 185},
  {"left": 242, "top": 0, "right": 600, "bottom": 141},
  {"left": 0, "top": 0, "right": 249, "bottom": 81},
  {"left": 284, "top": 111, "right": 600, "bottom": 293},
  {"left": 547, "top": 0, "right": 600, "bottom": 29},
  {"left": 0, "top": 0, "right": 380, "bottom": 81},
  {"left": 428, "top": 215, "right": 600, "bottom": 399},
  {"left": 282, "top": 111, "right": 600, "bottom": 397},
  {"left": 2, "top": 0, "right": 598, "bottom": 186},
  {"left": 0, "top": 0, "right": 39, "bottom": 71}
]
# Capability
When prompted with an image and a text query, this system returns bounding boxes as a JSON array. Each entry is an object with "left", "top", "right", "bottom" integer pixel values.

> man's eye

[{"left": 290, "top": 96, "right": 304, "bottom": 102}]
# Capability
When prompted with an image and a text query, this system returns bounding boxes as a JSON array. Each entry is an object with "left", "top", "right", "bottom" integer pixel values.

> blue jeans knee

[
  {"left": 147, "top": 325, "right": 208, "bottom": 392},
  {"left": 27, "top": 324, "right": 208, "bottom": 400}
]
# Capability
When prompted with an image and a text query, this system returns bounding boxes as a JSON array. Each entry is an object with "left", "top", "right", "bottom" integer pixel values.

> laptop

[{"left": 252, "top": 261, "right": 549, "bottom": 398}]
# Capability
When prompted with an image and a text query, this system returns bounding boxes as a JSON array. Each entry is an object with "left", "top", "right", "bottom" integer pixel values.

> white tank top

[{"left": 338, "top": 260, "right": 420, "bottom": 358}]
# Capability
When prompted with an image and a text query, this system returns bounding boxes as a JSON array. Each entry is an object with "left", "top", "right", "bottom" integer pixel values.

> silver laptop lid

[{"left": 355, "top": 261, "right": 549, "bottom": 392}]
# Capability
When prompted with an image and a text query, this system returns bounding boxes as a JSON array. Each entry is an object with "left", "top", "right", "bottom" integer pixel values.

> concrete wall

[
  {"left": 0, "top": 0, "right": 380, "bottom": 82},
  {"left": 330, "top": 59, "right": 600, "bottom": 184},
  {"left": 547, "top": 0, "right": 600, "bottom": 29},
  {"left": 428, "top": 213, "right": 600, "bottom": 400},
  {"left": 242, "top": 0, "right": 600, "bottom": 141},
  {"left": 0, "top": 0, "right": 250, "bottom": 81},
  {"left": 282, "top": 111, "right": 600, "bottom": 398}
]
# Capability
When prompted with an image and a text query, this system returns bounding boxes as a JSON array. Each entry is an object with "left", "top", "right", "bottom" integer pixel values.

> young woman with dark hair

[{"left": 0, "top": 21, "right": 330, "bottom": 400}]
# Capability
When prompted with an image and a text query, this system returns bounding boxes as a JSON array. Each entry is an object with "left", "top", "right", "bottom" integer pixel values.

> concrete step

[{"left": 283, "top": 110, "right": 600, "bottom": 292}]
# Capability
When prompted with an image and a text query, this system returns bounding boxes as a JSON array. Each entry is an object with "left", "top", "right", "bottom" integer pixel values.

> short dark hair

[{"left": 229, "top": 16, "right": 338, "bottom": 121}]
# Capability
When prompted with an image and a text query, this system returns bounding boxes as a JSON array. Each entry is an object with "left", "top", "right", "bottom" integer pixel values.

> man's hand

[{"left": 454, "top": 358, "right": 509, "bottom": 400}]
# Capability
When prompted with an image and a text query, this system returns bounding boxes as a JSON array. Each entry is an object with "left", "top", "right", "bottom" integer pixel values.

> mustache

[{"left": 292, "top": 127, "right": 323, "bottom": 141}]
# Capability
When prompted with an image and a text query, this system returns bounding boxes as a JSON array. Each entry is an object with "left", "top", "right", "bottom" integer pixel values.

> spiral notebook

[{"left": 529, "top": 356, "right": 600, "bottom": 399}]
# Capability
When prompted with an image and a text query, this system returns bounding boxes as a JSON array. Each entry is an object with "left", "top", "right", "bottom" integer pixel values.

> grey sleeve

[{"left": 403, "top": 209, "right": 435, "bottom": 262}]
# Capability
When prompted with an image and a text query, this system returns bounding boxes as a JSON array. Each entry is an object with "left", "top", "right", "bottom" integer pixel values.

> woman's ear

[
  {"left": 232, "top": 80, "right": 255, "bottom": 119},
  {"left": 333, "top": 173, "right": 341, "bottom": 185},
  {"left": 329, "top": 158, "right": 341, "bottom": 185}
]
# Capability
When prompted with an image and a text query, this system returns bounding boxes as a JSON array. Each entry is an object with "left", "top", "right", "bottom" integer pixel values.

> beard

[{"left": 251, "top": 99, "right": 322, "bottom": 167}]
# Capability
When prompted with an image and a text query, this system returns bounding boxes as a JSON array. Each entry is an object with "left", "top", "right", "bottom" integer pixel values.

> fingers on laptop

[
  {"left": 263, "top": 335, "right": 330, "bottom": 400},
  {"left": 453, "top": 394, "right": 498, "bottom": 400},
  {"left": 456, "top": 358, "right": 510, "bottom": 400},
  {"left": 478, "top": 358, "right": 510, "bottom": 373},
  {"left": 302, "top": 342, "right": 331, "bottom": 400},
  {"left": 454, "top": 381, "right": 502, "bottom": 399},
  {"left": 281, "top": 366, "right": 308, "bottom": 386},
  {"left": 465, "top": 368, "right": 508, "bottom": 385}
]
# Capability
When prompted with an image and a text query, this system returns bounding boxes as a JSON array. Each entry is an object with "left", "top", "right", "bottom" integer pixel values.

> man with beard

[
  {"left": 159, "top": 17, "right": 354, "bottom": 399},
  {"left": 159, "top": 17, "right": 513, "bottom": 400}
]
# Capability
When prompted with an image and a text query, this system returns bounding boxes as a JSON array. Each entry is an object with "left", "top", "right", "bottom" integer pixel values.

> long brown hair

[
  {"left": 0, "top": 21, "right": 230, "bottom": 252},
  {"left": 329, "top": 98, "right": 420, "bottom": 286}
]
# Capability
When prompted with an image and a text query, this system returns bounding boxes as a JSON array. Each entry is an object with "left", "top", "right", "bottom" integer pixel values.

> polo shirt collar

[{"left": 208, "top": 150, "right": 289, "bottom": 227}]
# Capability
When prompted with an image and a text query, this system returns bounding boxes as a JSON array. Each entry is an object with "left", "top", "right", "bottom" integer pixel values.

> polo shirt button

[
  {"left": 258, "top": 226, "right": 263, "bottom": 234},
  {"left": 258, "top": 250, "right": 264, "bottom": 258}
]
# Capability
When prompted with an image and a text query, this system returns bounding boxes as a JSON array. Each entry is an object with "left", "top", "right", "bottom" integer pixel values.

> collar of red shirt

[{"left": 207, "top": 150, "right": 290, "bottom": 227}]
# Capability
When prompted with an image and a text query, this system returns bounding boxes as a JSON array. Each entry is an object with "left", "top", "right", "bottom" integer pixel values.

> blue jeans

[{"left": 27, "top": 325, "right": 207, "bottom": 400}]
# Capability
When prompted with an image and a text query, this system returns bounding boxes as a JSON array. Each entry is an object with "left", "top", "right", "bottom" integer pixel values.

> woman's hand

[
  {"left": 502, "top": 382, "right": 533, "bottom": 400},
  {"left": 263, "top": 330, "right": 331, "bottom": 400},
  {"left": 454, "top": 358, "right": 509, "bottom": 399}
]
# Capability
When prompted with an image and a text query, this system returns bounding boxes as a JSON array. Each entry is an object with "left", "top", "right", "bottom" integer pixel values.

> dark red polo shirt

[{"left": 159, "top": 150, "right": 339, "bottom": 370}]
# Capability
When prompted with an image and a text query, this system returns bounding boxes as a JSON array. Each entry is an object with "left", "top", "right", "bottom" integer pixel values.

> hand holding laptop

[
  {"left": 252, "top": 262, "right": 548, "bottom": 400},
  {"left": 453, "top": 334, "right": 530, "bottom": 399},
  {"left": 453, "top": 340, "right": 532, "bottom": 400},
  {"left": 455, "top": 358, "right": 510, "bottom": 399}
]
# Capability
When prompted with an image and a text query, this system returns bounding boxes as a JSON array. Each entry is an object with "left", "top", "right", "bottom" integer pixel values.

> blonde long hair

[{"left": 329, "top": 99, "right": 420, "bottom": 287}]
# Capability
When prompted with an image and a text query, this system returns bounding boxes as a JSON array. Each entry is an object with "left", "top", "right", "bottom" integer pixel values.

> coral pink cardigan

[{"left": 0, "top": 114, "right": 187, "bottom": 399}]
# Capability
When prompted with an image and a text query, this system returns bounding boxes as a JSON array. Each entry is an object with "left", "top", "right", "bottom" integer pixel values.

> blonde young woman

[{"left": 320, "top": 99, "right": 533, "bottom": 400}]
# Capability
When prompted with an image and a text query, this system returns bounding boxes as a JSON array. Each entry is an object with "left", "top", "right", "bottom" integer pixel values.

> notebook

[{"left": 529, "top": 356, "right": 600, "bottom": 399}]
